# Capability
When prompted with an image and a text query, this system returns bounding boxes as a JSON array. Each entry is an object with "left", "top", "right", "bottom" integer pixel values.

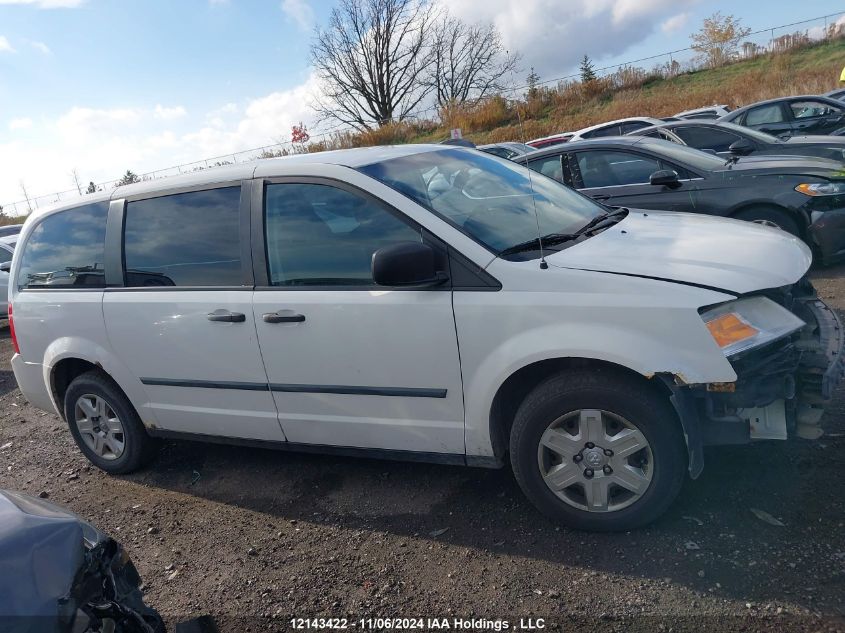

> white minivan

[{"left": 8, "top": 145, "right": 843, "bottom": 530}]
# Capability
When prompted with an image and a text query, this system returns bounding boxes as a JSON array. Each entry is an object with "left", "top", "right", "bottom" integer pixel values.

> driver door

[{"left": 251, "top": 179, "right": 466, "bottom": 456}]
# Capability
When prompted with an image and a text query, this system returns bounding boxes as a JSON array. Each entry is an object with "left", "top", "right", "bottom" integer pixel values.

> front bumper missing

[{"left": 665, "top": 288, "right": 844, "bottom": 477}]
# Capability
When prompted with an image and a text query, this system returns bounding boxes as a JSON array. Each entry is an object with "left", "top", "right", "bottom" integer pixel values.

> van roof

[{"left": 25, "top": 144, "right": 450, "bottom": 222}]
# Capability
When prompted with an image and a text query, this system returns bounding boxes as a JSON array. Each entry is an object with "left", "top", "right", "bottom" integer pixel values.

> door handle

[
  {"left": 207, "top": 309, "right": 246, "bottom": 323},
  {"left": 263, "top": 311, "right": 306, "bottom": 324}
]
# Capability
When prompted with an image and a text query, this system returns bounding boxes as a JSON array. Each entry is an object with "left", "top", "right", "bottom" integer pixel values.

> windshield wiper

[{"left": 499, "top": 208, "right": 627, "bottom": 256}]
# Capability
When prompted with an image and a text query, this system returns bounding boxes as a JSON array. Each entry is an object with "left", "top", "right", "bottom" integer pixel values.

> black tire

[
  {"left": 510, "top": 369, "right": 686, "bottom": 531},
  {"left": 63, "top": 370, "right": 158, "bottom": 474},
  {"left": 734, "top": 207, "right": 800, "bottom": 237}
]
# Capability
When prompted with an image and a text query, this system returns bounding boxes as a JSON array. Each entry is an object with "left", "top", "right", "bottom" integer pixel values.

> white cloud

[
  {"left": 9, "top": 117, "right": 33, "bottom": 130},
  {"left": 29, "top": 40, "right": 51, "bottom": 54},
  {"left": 0, "top": 76, "right": 322, "bottom": 207},
  {"left": 661, "top": 12, "right": 689, "bottom": 34},
  {"left": 0, "top": 36, "right": 15, "bottom": 53},
  {"left": 281, "top": 0, "right": 314, "bottom": 32},
  {"left": 443, "top": 0, "right": 699, "bottom": 78},
  {"left": 154, "top": 104, "right": 187, "bottom": 120},
  {"left": 0, "top": 0, "right": 85, "bottom": 7}
]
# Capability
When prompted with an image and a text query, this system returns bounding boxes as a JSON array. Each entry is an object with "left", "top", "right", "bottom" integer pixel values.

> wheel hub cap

[
  {"left": 74, "top": 394, "right": 126, "bottom": 461},
  {"left": 537, "top": 409, "right": 654, "bottom": 513}
]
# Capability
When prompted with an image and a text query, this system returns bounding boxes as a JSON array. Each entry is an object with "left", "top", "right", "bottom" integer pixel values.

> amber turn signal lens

[{"left": 705, "top": 312, "right": 759, "bottom": 348}]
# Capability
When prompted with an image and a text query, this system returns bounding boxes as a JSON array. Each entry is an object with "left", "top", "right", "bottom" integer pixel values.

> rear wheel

[
  {"left": 510, "top": 370, "right": 686, "bottom": 531},
  {"left": 64, "top": 371, "right": 158, "bottom": 474},
  {"left": 734, "top": 207, "right": 800, "bottom": 237}
]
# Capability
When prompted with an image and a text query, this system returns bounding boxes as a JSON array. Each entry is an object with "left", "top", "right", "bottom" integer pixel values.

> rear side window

[
  {"left": 673, "top": 126, "right": 741, "bottom": 153},
  {"left": 745, "top": 104, "right": 785, "bottom": 126},
  {"left": 124, "top": 187, "right": 242, "bottom": 287},
  {"left": 17, "top": 202, "right": 108, "bottom": 290}
]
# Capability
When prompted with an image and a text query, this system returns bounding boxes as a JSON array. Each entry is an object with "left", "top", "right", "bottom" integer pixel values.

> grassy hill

[{"left": 314, "top": 37, "right": 845, "bottom": 150}]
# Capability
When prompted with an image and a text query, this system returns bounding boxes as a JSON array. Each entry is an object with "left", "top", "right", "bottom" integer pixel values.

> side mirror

[
  {"left": 372, "top": 242, "right": 448, "bottom": 287},
  {"left": 728, "top": 139, "right": 754, "bottom": 156},
  {"left": 649, "top": 169, "right": 681, "bottom": 188},
  {"left": 0, "top": 262, "right": 10, "bottom": 273}
]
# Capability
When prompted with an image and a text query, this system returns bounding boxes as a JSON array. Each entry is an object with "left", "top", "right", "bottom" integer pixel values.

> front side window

[
  {"left": 790, "top": 100, "right": 840, "bottom": 119},
  {"left": 583, "top": 124, "right": 622, "bottom": 139},
  {"left": 576, "top": 150, "right": 661, "bottom": 188},
  {"left": 124, "top": 187, "right": 242, "bottom": 287},
  {"left": 358, "top": 148, "right": 605, "bottom": 254},
  {"left": 264, "top": 183, "right": 422, "bottom": 286},
  {"left": 17, "top": 202, "right": 107, "bottom": 290},
  {"left": 745, "top": 104, "right": 785, "bottom": 126}
]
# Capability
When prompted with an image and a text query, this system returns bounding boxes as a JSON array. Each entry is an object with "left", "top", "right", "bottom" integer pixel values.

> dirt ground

[{"left": 1, "top": 270, "right": 845, "bottom": 633}]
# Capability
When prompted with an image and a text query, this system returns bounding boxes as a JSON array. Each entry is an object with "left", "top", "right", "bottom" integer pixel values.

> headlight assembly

[
  {"left": 700, "top": 296, "right": 805, "bottom": 357},
  {"left": 795, "top": 182, "right": 845, "bottom": 196}
]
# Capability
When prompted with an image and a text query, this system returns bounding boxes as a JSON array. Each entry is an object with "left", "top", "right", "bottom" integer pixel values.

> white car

[
  {"left": 567, "top": 117, "right": 665, "bottom": 142},
  {"left": 0, "top": 233, "right": 19, "bottom": 317},
  {"left": 7, "top": 145, "right": 841, "bottom": 531},
  {"left": 675, "top": 105, "right": 732, "bottom": 120}
]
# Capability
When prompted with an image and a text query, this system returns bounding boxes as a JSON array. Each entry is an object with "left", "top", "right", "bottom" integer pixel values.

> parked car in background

[
  {"left": 0, "top": 236, "right": 15, "bottom": 317},
  {"left": 517, "top": 136, "right": 845, "bottom": 263},
  {"left": 719, "top": 95, "right": 845, "bottom": 138},
  {"left": 630, "top": 120, "right": 845, "bottom": 161},
  {"left": 568, "top": 117, "right": 664, "bottom": 142},
  {"left": 824, "top": 88, "right": 845, "bottom": 101},
  {"left": 477, "top": 142, "right": 536, "bottom": 160},
  {"left": 0, "top": 489, "right": 165, "bottom": 632},
  {"left": 0, "top": 224, "right": 23, "bottom": 238},
  {"left": 8, "top": 145, "right": 841, "bottom": 531},
  {"left": 526, "top": 132, "right": 573, "bottom": 149},
  {"left": 675, "top": 105, "right": 732, "bottom": 120}
]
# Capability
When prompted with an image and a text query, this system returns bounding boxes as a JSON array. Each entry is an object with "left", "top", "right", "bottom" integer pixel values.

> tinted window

[
  {"left": 790, "top": 100, "right": 840, "bottom": 119},
  {"left": 359, "top": 148, "right": 604, "bottom": 254},
  {"left": 481, "top": 147, "right": 512, "bottom": 159},
  {"left": 583, "top": 124, "right": 622, "bottom": 139},
  {"left": 124, "top": 187, "right": 242, "bottom": 287},
  {"left": 745, "top": 104, "right": 785, "bottom": 125},
  {"left": 527, "top": 155, "right": 564, "bottom": 182},
  {"left": 673, "top": 126, "right": 742, "bottom": 153},
  {"left": 620, "top": 121, "right": 650, "bottom": 134},
  {"left": 684, "top": 112, "right": 718, "bottom": 120},
  {"left": 265, "top": 183, "right": 422, "bottom": 286},
  {"left": 17, "top": 202, "right": 107, "bottom": 290},
  {"left": 0, "top": 249, "right": 12, "bottom": 264},
  {"left": 576, "top": 150, "right": 661, "bottom": 188}
]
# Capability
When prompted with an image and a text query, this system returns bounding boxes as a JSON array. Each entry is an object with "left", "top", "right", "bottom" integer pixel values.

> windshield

[
  {"left": 714, "top": 121, "right": 782, "bottom": 144},
  {"left": 358, "top": 148, "right": 605, "bottom": 254},
  {"left": 636, "top": 138, "right": 727, "bottom": 171}
]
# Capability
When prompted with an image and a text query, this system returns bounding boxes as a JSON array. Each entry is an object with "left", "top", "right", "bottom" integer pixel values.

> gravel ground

[{"left": 1, "top": 269, "right": 845, "bottom": 632}]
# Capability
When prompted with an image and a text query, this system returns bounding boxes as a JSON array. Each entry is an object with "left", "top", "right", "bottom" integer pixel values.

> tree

[
  {"left": 426, "top": 15, "right": 519, "bottom": 109},
  {"left": 0, "top": 204, "right": 4, "bottom": 219},
  {"left": 291, "top": 122, "right": 310, "bottom": 151},
  {"left": 116, "top": 170, "right": 141, "bottom": 186},
  {"left": 580, "top": 54, "right": 597, "bottom": 82},
  {"left": 86, "top": 181, "right": 98, "bottom": 194},
  {"left": 311, "top": 0, "right": 438, "bottom": 130},
  {"left": 525, "top": 67, "right": 541, "bottom": 99},
  {"left": 690, "top": 12, "right": 751, "bottom": 68}
]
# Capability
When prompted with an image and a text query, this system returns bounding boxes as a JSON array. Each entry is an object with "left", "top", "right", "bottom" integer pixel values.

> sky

[{"left": 1, "top": 0, "right": 844, "bottom": 210}]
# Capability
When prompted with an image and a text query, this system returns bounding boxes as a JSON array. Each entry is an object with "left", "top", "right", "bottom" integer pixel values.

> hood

[
  {"left": 718, "top": 154, "right": 845, "bottom": 177},
  {"left": 546, "top": 210, "right": 812, "bottom": 294}
]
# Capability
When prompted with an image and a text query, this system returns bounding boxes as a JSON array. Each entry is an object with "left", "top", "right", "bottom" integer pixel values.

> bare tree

[
  {"left": 311, "top": 0, "right": 438, "bottom": 130},
  {"left": 427, "top": 15, "right": 519, "bottom": 109},
  {"left": 71, "top": 167, "right": 83, "bottom": 195},
  {"left": 690, "top": 12, "right": 751, "bottom": 68}
]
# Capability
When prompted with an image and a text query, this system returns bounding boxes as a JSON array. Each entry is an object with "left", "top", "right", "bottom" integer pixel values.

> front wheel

[
  {"left": 734, "top": 207, "right": 800, "bottom": 237},
  {"left": 510, "top": 370, "right": 686, "bottom": 531}
]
